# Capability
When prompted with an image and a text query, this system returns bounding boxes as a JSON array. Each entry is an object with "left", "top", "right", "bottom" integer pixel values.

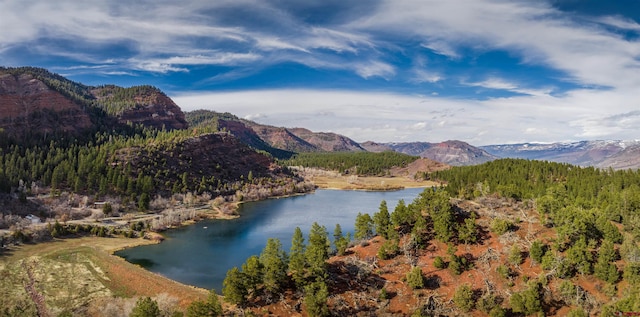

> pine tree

[
  {"left": 390, "top": 199, "right": 412, "bottom": 232},
  {"left": 430, "top": 191, "right": 454, "bottom": 242},
  {"left": 333, "top": 223, "right": 349, "bottom": 256},
  {"left": 530, "top": 240, "right": 545, "bottom": 264},
  {"left": 289, "top": 227, "right": 307, "bottom": 288},
  {"left": 595, "top": 239, "right": 620, "bottom": 283},
  {"left": 304, "top": 280, "right": 329, "bottom": 317},
  {"left": 242, "top": 255, "right": 263, "bottom": 295},
  {"left": 354, "top": 212, "right": 374, "bottom": 240},
  {"left": 373, "top": 200, "right": 391, "bottom": 239},
  {"left": 458, "top": 214, "right": 478, "bottom": 244},
  {"left": 306, "top": 222, "right": 329, "bottom": 281},
  {"left": 508, "top": 245, "right": 523, "bottom": 266},
  {"left": 222, "top": 267, "right": 247, "bottom": 305},
  {"left": 260, "top": 238, "right": 288, "bottom": 295}
]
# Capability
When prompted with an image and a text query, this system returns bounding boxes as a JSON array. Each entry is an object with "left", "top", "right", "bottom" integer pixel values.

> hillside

[
  {"left": 92, "top": 84, "right": 187, "bottom": 130},
  {"left": 0, "top": 68, "right": 312, "bottom": 227},
  {"left": 219, "top": 159, "right": 640, "bottom": 316},
  {"left": 185, "top": 110, "right": 296, "bottom": 159}
]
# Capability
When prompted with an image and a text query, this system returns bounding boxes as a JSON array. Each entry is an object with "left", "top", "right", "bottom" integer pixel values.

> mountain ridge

[
  {"left": 361, "top": 140, "right": 498, "bottom": 166},
  {"left": 481, "top": 140, "right": 640, "bottom": 169}
]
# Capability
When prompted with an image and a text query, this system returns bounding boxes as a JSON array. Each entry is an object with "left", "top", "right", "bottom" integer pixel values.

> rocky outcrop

[
  {"left": 0, "top": 67, "right": 189, "bottom": 142},
  {"left": 0, "top": 72, "right": 93, "bottom": 138}
]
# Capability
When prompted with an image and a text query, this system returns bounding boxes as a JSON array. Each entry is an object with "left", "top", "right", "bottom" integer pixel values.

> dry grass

[
  {"left": 0, "top": 237, "right": 207, "bottom": 316},
  {"left": 309, "top": 175, "right": 440, "bottom": 190}
]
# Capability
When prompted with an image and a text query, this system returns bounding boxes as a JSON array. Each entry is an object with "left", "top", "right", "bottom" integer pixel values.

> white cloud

[
  {"left": 354, "top": 61, "right": 396, "bottom": 79},
  {"left": 421, "top": 41, "right": 460, "bottom": 59},
  {"left": 351, "top": 0, "right": 640, "bottom": 89},
  {"left": 463, "top": 77, "right": 553, "bottom": 96},
  {"left": 129, "top": 53, "right": 261, "bottom": 72},
  {"left": 411, "top": 69, "right": 442, "bottom": 84}
]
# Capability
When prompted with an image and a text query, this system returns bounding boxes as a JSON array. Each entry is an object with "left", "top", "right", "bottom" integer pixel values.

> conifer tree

[
  {"left": 242, "top": 255, "right": 263, "bottom": 295},
  {"left": 354, "top": 212, "right": 374, "bottom": 240},
  {"left": 333, "top": 223, "right": 349, "bottom": 256},
  {"left": 306, "top": 222, "right": 329, "bottom": 280},
  {"left": 373, "top": 200, "right": 391, "bottom": 239},
  {"left": 595, "top": 239, "right": 620, "bottom": 283},
  {"left": 530, "top": 240, "right": 545, "bottom": 264},
  {"left": 458, "top": 213, "right": 478, "bottom": 244},
  {"left": 289, "top": 227, "right": 307, "bottom": 288},
  {"left": 453, "top": 284, "right": 474, "bottom": 312},
  {"left": 304, "top": 280, "right": 329, "bottom": 317},
  {"left": 406, "top": 266, "right": 425, "bottom": 289},
  {"left": 260, "top": 238, "right": 288, "bottom": 295},
  {"left": 222, "top": 267, "right": 247, "bottom": 306}
]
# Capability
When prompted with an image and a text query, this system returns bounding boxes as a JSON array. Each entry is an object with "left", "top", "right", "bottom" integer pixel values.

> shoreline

[{"left": 0, "top": 178, "right": 431, "bottom": 313}]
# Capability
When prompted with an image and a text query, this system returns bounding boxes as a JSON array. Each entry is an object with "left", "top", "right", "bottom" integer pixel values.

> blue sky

[{"left": 2, "top": 0, "right": 640, "bottom": 145}]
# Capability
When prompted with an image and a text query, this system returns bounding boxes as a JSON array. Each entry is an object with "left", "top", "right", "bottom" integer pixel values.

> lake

[{"left": 115, "top": 188, "right": 426, "bottom": 291}]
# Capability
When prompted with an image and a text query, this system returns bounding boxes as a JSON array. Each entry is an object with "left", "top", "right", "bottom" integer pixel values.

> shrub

[
  {"left": 433, "top": 256, "right": 446, "bottom": 269},
  {"left": 490, "top": 219, "right": 513, "bottom": 235},
  {"left": 453, "top": 284, "right": 474, "bottom": 312},
  {"left": 130, "top": 297, "right": 161, "bottom": 317},
  {"left": 477, "top": 293, "right": 499, "bottom": 313},
  {"left": 406, "top": 267, "right": 425, "bottom": 289}
]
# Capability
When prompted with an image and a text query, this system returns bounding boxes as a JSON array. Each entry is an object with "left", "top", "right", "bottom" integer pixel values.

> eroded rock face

[
  {"left": 0, "top": 73, "right": 93, "bottom": 138},
  {"left": 115, "top": 91, "right": 188, "bottom": 130}
]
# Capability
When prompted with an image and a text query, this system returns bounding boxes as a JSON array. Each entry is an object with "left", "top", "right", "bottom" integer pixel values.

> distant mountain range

[
  {"left": 480, "top": 140, "right": 640, "bottom": 170},
  {"left": 362, "top": 139, "right": 640, "bottom": 169},
  {"left": 361, "top": 140, "right": 498, "bottom": 166}
]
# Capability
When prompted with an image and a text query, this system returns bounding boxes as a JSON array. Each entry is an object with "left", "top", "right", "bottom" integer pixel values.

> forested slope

[
  {"left": 216, "top": 159, "right": 640, "bottom": 316},
  {"left": 282, "top": 151, "right": 420, "bottom": 176}
]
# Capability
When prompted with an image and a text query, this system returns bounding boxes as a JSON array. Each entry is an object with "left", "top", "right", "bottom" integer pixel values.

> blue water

[{"left": 115, "top": 188, "right": 425, "bottom": 291}]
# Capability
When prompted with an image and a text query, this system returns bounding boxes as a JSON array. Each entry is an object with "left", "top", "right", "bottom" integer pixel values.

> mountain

[
  {"left": 0, "top": 67, "right": 187, "bottom": 144},
  {"left": 0, "top": 67, "right": 311, "bottom": 206},
  {"left": 0, "top": 67, "right": 97, "bottom": 140},
  {"left": 481, "top": 140, "right": 640, "bottom": 169},
  {"left": 287, "top": 128, "right": 366, "bottom": 152},
  {"left": 363, "top": 140, "right": 498, "bottom": 166},
  {"left": 186, "top": 110, "right": 365, "bottom": 155}
]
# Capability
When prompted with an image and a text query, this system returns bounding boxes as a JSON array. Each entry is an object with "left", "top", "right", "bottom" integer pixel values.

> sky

[{"left": 2, "top": 0, "right": 640, "bottom": 145}]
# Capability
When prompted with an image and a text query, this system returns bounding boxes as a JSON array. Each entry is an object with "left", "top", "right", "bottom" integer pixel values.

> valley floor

[{"left": 309, "top": 174, "right": 441, "bottom": 190}]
